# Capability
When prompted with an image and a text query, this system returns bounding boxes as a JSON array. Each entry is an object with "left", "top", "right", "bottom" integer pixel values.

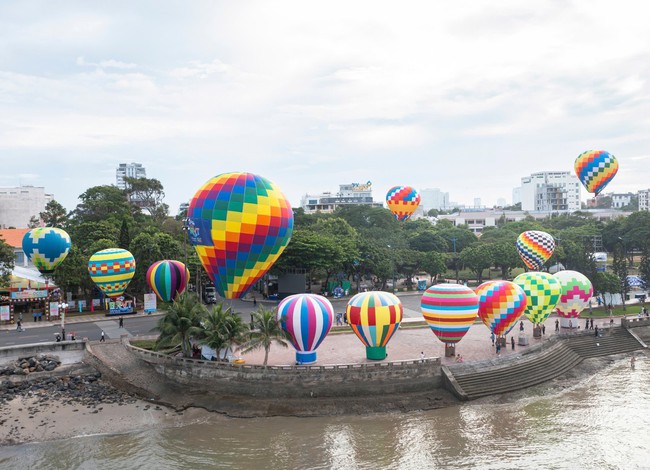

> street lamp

[{"left": 59, "top": 302, "right": 68, "bottom": 340}]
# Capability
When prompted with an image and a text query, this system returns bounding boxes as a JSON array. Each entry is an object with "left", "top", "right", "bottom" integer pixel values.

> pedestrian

[
  {"left": 491, "top": 332, "right": 495, "bottom": 345},
  {"left": 610, "top": 316, "right": 614, "bottom": 327},
  {"left": 253, "top": 297, "right": 257, "bottom": 306},
  {"left": 71, "top": 332, "right": 75, "bottom": 341},
  {"left": 631, "top": 355, "right": 636, "bottom": 370},
  {"left": 420, "top": 351, "right": 425, "bottom": 362},
  {"left": 520, "top": 320, "right": 524, "bottom": 332},
  {"left": 590, "top": 318, "right": 594, "bottom": 330},
  {"left": 55, "top": 333, "right": 61, "bottom": 342},
  {"left": 100, "top": 331, "right": 105, "bottom": 342},
  {"left": 594, "top": 326, "right": 599, "bottom": 337},
  {"left": 511, "top": 336, "right": 515, "bottom": 350},
  {"left": 16, "top": 320, "right": 22, "bottom": 332},
  {"left": 585, "top": 318, "right": 589, "bottom": 330},
  {"left": 119, "top": 316, "right": 124, "bottom": 328},
  {"left": 555, "top": 319, "right": 559, "bottom": 332},
  {"left": 496, "top": 342, "right": 501, "bottom": 355},
  {"left": 569, "top": 320, "right": 573, "bottom": 330},
  {"left": 542, "top": 324, "right": 546, "bottom": 335}
]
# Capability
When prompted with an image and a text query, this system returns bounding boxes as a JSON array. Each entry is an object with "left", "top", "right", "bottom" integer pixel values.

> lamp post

[{"left": 59, "top": 302, "right": 68, "bottom": 340}]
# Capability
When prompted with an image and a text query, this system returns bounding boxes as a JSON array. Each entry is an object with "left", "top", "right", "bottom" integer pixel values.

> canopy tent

[
  {"left": 7, "top": 266, "right": 57, "bottom": 290},
  {"left": 627, "top": 275, "right": 646, "bottom": 289}
]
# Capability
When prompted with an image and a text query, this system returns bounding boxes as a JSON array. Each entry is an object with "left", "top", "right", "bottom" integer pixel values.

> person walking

[
  {"left": 520, "top": 320, "right": 524, "bottom": 332},
  {"left": 590, "top": 318, "right": 594, "bottom": 330},
  {"left": 511, "top": 336, "right": 515, "bottom": 350},
  {"left": 585, "top": 318, "right": 589, "bottom": 330},
  {"left": 420, "top": 351, "right": 425, "bottom": 362},
  {"left": 491, "top": 332, "right": 495, "bottom": 346},
  {"left": 496, "top": 341, "right": 501, "bottom": 355},
  {"left": 542, "top": 324, "right": 546, "bottom": 335},
  {"left": 100, "top": 331, "right": 105, "bottom": 342},
  {"left": 555, "top": 319, "right": 559, "bottom": 332},
  {"left": 631, "top": 355, "right": 636, "bottom": 370},
  {"left": 16, "top": 319, "right": 22, "bottom": 332},
  {"left": 594, "top": 326, "right": 599, "bottom": 337},
  {"left": 118, "top": 316, "right": 124, "bottom": 328}
]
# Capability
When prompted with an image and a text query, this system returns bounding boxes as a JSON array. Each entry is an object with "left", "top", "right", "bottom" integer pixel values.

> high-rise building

[
  {"left": 419, "top": 188, "right": 450, "bottom": 211},
  {"left": 518, "top": 171, "right": 581, "bottom": 212},
  {"left": 301, "top": 181, "right": 382, "bottom": 213},
  {"left": 116, "top": 163, "right": 146, "bottom": 189},
  {"left": 0, "top": 186, "right": 53, "bottom": 229},
  {"left": 639, "top": 189, "right": 650, "bottom": 212}
]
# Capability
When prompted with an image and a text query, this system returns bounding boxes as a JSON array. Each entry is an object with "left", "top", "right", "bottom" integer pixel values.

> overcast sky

[{"left": 1, "top": 0, "right": 649, "bottom": 214}]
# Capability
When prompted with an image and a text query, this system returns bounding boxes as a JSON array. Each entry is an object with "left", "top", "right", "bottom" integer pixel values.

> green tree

[
  {"left": 39, "top": 200, "right": 68, "bottom": 227},
  {"left": 239, "top": 306, "right": 289, "bottom": 366},
  {"left": 639, "top": 242, "right": 650, "bottom": 286},
  {"left": 611, "top": 244, "right": 629, "bottom": 310},
  {"left": 489, "top": 241, "right": 522, "bottom": 279},
  {"left": 459, "top": 244, "right": 493, "bottom": 283},
  {"left": 123, "top": 176, "right": 168, "bottom": 219},
  {"left": 118, "top": 219, "right": 131, "bottom": 250},
  {"left": 0, "top": 237, "right": 15, "bottom": 287},
  {"left": 155, "top": 293, "right": 207, "bottom": 357},
  {"left": 72, "top": 185, "right": 132, "bottom": 223},
  {"left": 420, "top": 251, "right": 447, "bottom": 283},
  {"left": 592, "top": 272, "right": 621, "bottom": 307},
  {"left": 196, "top": 303, "right": 247, "bottom": 361}
]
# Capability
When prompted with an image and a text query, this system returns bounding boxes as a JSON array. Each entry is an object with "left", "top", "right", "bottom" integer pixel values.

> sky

[{"left": 1, "top": 0, "right": 649, "bottom": 215}]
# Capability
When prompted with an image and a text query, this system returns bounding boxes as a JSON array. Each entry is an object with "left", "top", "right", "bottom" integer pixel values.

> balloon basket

[
  {"left": 366, "top": 346, "right": 387, "bottom": 361},
  {"left": 560, "top": 317, "right": 577, "bottom": 329},
  {"left": 498, "top": 336, "right": 507, "bottom": 347},
  {"left": 533, "top": 326, "right": 542, "bottom": 338},
  {"left": 295, "top": 351, "right": 317, "bottom": 365},
  {"left": 444, "top": 343, "right": 456, "bottom": 357}
]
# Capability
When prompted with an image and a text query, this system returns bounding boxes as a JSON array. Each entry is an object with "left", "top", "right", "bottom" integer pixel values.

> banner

[
  {"left": 108, "top": 296, "right": 134, "bottom": 315},
  {"left": 92, "top": 298, "right": 101, "bottom": 307},
  {"left": 144, "top": 293, "right": 157, "bottom": 313},
  {"left": 0, "top": 305, "right": 9, "bottom": 321},
  {"left": 11, "top": 290, "right": 48, "bottom": 300},
  {"left": 49, "top": 302, "right": 60, "bottom": 318}
]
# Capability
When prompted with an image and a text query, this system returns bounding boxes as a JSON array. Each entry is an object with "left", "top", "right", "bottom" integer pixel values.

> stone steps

[{"left": 447, "top": 326, "right": 645, "bottom": 400}]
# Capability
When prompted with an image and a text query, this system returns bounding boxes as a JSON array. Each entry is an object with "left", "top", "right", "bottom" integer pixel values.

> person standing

[
  {"left": 542, "top": 324, "right": 546, "bottom": 335},
  {"left": 631, "top": 355, "right": 636, "bottom": 370},
  {"left": 590, "top": 318, "right": 594, "bottom": 330},
  {"left": 520, "top": 320, "right": 524, "bottom": 332},
  {"left": 594, "top": 326, "right": 599, "bottom": 337},
  {"left": 420, "top": 351, "right": 425, "bottom": 362},
  {"left": 119, "top": 316, "right": 124, "bottom": 328},
  {"left": 511, "top": 336, "right": 515, "bottom": 350},
  {"left": 496, "top": 341, "right": 501, "bottom": 355},
  {"left": 16, "top": 319, "right": 22, "bottom": 332},
  {"left": 555, "top": 319, "right": 559, "bottom": 332},
  {"left": 100, "top": 331, "right": 105, "bottom": 342},
  {"left": 585, "top": 318, "right": 589, "bottom": 330}
]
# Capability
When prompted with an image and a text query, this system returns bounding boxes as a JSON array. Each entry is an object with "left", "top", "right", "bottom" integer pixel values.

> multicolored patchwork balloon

[
  {"left": 22, "top": 227, "right": 71, "bottom": 275},
  {"left": 187, "top": 172, "right": 294, "bottom": 299},
  {"left": 476, "top": 280, "right": 527, "bottom": 336},
  {"left": 88, "top": 248, "right": 136, "bottom": 298},
  {"left": 554, "top": 270, "right": 593, "bottom": 319},
  {"left": 146, "top": 260, "right": 189, "bottom": 303},
  {"left": 513, "top": 272, "right": 561, "bottom": 325},
  {"left": 278, "top": 294, "right": 334, "bottom": 365},
  {"left": 420, "top": 283, "right": 479, "bottom": 344},
  {"left": 385, "top": 186, "right": 420, "bottom": 221},
  {"left": 516, "top": 231, "right": 555, "bottom": 271},
  {"left": 575, "top": 150, "right": 619, "bottom": 195},
  {"left": 346, "top": 291, "right": 403, "bottom": 360}
]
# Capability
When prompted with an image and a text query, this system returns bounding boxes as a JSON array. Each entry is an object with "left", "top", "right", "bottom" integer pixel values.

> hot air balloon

[
  {"left": 88, "top": 248, "right": 136, "bottom": 298},
  {"left": 278, "top": 294, "right": 334, "bottom": 364},
  {"left": 575, "top": 150, "right": 619, "bottom": 195},
  {"left": 513, "top": 272, "right": 561, "bottom": 332},
  {"left": 554, "top": 270, "right": 593, "bottom": 328},
  {"left": 346, "top": 291, "right": 403, "bottom": 360},
  {"left": 187, "top": 172, "right": 293, "bottom": 299},
  {"left": 385, "top": 186, "right": 420, "bottom": 221},
  {"left": 22, "top": 227, "right": 71, "bottom": 275},
  {"left": 421, "top": 283, "right": 479, "bottom": 356},
  {"left": 516, "top": 231, "right": 555, "bottom": 271},
  {"left": 146, "top": 260, "right": 189, "bottom": 303},
  {"left": 476, "top": 280, "right": 527, "bottom": 337}
]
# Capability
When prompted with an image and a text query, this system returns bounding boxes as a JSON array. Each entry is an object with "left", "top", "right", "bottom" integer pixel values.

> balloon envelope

[
  {"left": 346, "top": 291, "right": 403, "bottom": 360},
  {"left": 513, "top": 272, "right": 561, "bottom": 325},
  {"left": 278, "top": 294, "right": 334, "bottom": 364},
  {"left": 516, "top": 231, "right": 555, "bottom": 271},
  {"left": 385, "top": 186, "right": 420, "bottom": 221},
  {"left": 476, "top": 280, "right": 527, "bottom": 336},
  {"left": 420, "top": 283, "right": 479, "bottom": 344},
  {"left": 88, "top": 248, "right": 136, "bottom": 298},
  {"left": 187, "top": 172, "right": 293, "bottom": 299},
  {"left": 554, "top": 270, "right": 593, "bottom": 318},
  {"left": 575, "top": 150, "right": 619, "bottom": 195},
  {"left": 146, "top": 260, "right": 189, "bottom": 302},
  {"left": 21, "top": 227, "right": 71, "bottom": 275}
]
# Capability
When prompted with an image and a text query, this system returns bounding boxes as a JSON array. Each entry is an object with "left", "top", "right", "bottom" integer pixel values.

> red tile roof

[{"left": 0, "top": 228, "right": 30, "bottom": 248}]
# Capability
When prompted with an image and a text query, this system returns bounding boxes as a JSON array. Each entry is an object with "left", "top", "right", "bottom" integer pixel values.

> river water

[{"left": 1, "top": 357, "right": 647, "bottom": 469}]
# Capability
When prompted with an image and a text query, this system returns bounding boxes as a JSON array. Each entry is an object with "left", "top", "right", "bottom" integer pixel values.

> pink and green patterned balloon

[
  {"left": 554, "top": 270, "right": 593, "bottom": 319},
  {"left": 514, "top": 272, "right": 561, "bottom": 325}
]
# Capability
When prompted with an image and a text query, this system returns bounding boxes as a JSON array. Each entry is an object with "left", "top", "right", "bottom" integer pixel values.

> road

[{"left": 1, "top": 294, "right": 425, "bottom": 347}]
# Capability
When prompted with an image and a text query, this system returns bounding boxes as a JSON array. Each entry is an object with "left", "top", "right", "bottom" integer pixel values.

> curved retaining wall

[
  {"left": 0, "top": 341, "right": 86, "bottom": 366},
  {"left": 126, "top": 342, "right": 443, "bottom": 399}
]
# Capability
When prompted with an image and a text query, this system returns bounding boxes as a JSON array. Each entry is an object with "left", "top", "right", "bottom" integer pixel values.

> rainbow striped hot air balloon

[
  {"left": 346, "top": 291, "right": 403, "bottom": 360},
  {"left": 187, "top": 172, "right": 293, "bottom": 299},
  {"left": 146, "top": 260, "right": 189, "bottom": 303},
  {"left": 554, "top": 270, "right": 593, "bottom": 328},
  {"left": 278, "top": 294, "right": 334, "bottom": 364},
  {"left": 476, "top": 280, "right": 527, "bottom": 336},
  {"left": 22, "top": 227, "right": 71, "bottom": 275},
  {"left": 421, "top": 284, "right": 479, "bottom": 349},
  {"left": 385, "top": 186, "right": 420, "bottom": 221},
  {"left": 513, "top": 272, "right": 561, "bottom": 326},
  {"left": 516, "top": 231, "right": 555, "bottom": 271},
  {"left": 575, "top": 150, "right": 619, "bottom": 195},
  {"left": 88, "top": 248, "right": 136, "bottom": 298}
]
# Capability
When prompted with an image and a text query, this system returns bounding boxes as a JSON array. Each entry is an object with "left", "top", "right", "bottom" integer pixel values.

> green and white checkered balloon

[{"left": 513, "top": 272, "right": 561, "bottom": 325}]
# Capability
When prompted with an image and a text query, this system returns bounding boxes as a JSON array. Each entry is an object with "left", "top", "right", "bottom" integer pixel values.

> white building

[
  {"left": 301, "top": 182, "right": 382, "bottom": 213},
  {"left": 609, "top": 192, "right": 634, "bottom": 209},
  {"left": 0, "top": 187, "right": 53, "bottom": 229},
  {"left": 518, "top": 171, "right": 581, "bottom": 212},
  {"left": 639, "top": 189, "right": 650, "bottom": 212},
  {"left": 419, "top": 188, "right": 450, "bottom": 212},
  {"left": 116, "top": 162, "right": 146, "bottom": 190}
]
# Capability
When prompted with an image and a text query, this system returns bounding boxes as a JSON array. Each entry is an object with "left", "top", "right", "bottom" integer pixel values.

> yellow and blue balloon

[{"left": 88, "top": 248, "right": 136, "bottom": 298}]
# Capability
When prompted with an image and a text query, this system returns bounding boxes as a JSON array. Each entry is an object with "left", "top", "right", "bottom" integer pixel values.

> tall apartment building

[
  {"left": 639, "top": 189, "right": 650, "bottom": 212},
  {"left": 518, "top": 171, "right": 581, "bottom": 212},
  {"left": 0, "top": 186, "right": 53, "bottom": 229},
  {"left": 609, "top": 192, "right": 635, "bottom": 209},
  {"left": 419, "top": 188, "right": 450, "bottom": 212},
  {"left": 116, "top": 162, "right": 146, "bottom": 189},
  {"left": 301, "top": 181, "right": 382, "bottom": 213}
]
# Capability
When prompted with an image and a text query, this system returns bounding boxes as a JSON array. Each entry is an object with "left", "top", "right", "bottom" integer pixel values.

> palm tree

[
  {"left": 155, "top": 293, "right": 207, "bottom": 357},
  {"left": 197, "top": 303, "right": 247, "bottom": 361},
  {"left": 239, "top": 305, "right": 289, "bottom": 366}
]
